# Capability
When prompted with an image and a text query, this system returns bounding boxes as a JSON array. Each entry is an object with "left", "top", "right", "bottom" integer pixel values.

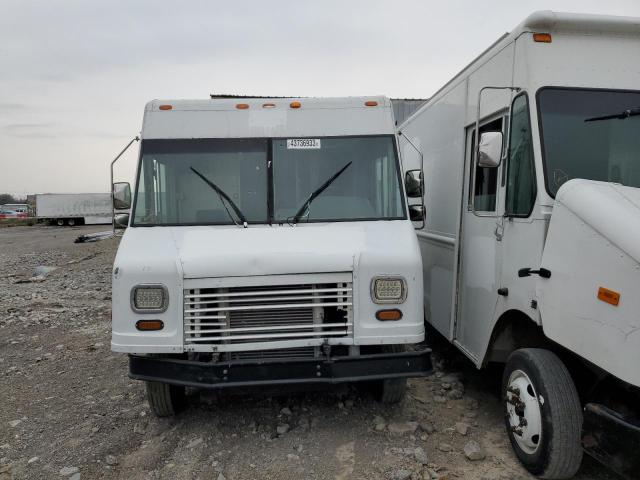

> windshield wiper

[
  {"left": 584, "top": 106, "right": 640, "bottom": 122},
  {"left": 190, "top": 167, "right": 248, "bottom": 228},
  {"left": 291, "top": 161, "right": 352, "bottom": 224}
]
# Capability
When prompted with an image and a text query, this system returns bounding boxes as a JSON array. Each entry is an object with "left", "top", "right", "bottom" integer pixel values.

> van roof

[
  {"left": 399, "top": 11, "right": 640, "bottom": 130},
  {"left": 145, "top": 96, "right": 391, "bottom": 112},
  {"left": 141, "top": 96, "right": 397, "bottom": 139}
]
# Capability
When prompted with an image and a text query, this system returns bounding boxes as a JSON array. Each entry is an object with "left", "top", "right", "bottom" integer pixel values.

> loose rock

[
  {"left": 438, "top": 443, "right": 452, "bottom": 452},
  {"left": 463, "top": 440, "right": 486, "bottom": 461},
  {"left": 387, "top": 421, "right": 419, "bottom": 435},
  {"left": 59, "top": 466, "right": 79, "bottom": 476},
  {"left": 105, "top": 454, "right": 118, "bottom": 466},
  {"left": 390, "top": 468, "right": 412, "bottom": 480},
  {"left": 414, "top": 446, "right": 428, "bottom": 465},
  {"left": 455, "top": 422, "right": 470, "bottom": 436},
  {"left": 276, "top": 424, "right": 290, "bottom": 435}
]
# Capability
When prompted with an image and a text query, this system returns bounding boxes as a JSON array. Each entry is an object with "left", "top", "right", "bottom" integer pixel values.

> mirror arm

[
  {"left": 398, "top": 131, "right": 424, "bottom": 198},
  {"left": 473, "top": 86, "right": 521, "bottom": 215},
  {"left": 111, "top": 136, "right": 140, "bottom": 236}
]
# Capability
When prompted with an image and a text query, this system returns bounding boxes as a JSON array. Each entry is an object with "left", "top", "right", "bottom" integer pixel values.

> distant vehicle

[
  {"left": 111, "top": 96, "right": 431, "bottom": 417},
  {"left": 0, "top": 209, "right": 21, "bottom": 219},
  {"left": 35, "top": 193, "right": 113, "bottom": 226},
  {"left": 399, "top": 11, "right": 640, "bottom": 479},
  {"left": 0, "top": 203, "right": 29, "bottom": 216}
]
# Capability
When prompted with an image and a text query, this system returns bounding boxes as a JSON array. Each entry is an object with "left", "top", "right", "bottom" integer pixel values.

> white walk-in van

[
  {"left": 399, "top": 11, "right": 640, "bottom": 479},
  {"left": 110, "top": 96, "right": 431, "bottom": 416}
]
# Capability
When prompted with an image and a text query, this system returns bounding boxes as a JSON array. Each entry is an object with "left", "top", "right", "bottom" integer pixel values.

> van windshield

[
  {"left": 132, "top": 135, "right": 405, "bottom": 226},
  {"left": 537, "top": 88, "right": 640, "bottom": 197}
]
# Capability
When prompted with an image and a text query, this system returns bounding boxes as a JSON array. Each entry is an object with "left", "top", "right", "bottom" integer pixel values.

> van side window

[
  {"left": 470, "top": 118, "right": 503, "bottom": 212},
  {"left": 505, "top": 95, "right": 536, "bottom": 216}
]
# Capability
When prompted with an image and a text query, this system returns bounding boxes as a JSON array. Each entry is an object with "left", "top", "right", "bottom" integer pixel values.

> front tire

[
  {"left": 375, "top": 345, "right": 407, "bottom": 404},
  {"left": 145, "top": 381, "right": 186, "bottom": 417},
  {"left": 503, "top": 348, "right": 583, "bottom": 479}
]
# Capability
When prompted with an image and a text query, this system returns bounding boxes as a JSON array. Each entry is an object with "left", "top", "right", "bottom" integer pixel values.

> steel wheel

[{"left": 506, "top": 369, "right": 543, "bottom": 454}]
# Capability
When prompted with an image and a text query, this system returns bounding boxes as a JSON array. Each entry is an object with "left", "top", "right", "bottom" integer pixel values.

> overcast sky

[{"left": 1, "top": 0, "right": 639, "bottom": 196}]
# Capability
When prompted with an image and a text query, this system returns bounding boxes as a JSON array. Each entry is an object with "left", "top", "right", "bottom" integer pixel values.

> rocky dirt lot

[{"left": 0, "top": 225, "right": 619, "bottom": 480}]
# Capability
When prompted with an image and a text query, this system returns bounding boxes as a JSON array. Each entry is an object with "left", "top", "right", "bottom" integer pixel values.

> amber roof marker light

[
  {"left": 262, "top": 103, "right": 276, "bottom": 108},
  {"left": 364, "top": 100, "right": 378, "bottom": 107},
  {"left": 236, "top": 103, "right": 250, "bottom": 110},
  {"left": 533, "top": 32, "right": 552, "bottom": 43},
  {"left": 158, "top": 105, "right": 173, "bottom": 111},
  {"left": 289, "top": 101, "right": 302, "bottom": 109}
]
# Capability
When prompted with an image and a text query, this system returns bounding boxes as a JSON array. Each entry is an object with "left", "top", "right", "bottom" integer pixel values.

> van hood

[
  {"left": 554, "top": 179, "right": 640, "bottom": 264},
  {"left": 118, "top": 221, "right": 416, "bottom": 279}
]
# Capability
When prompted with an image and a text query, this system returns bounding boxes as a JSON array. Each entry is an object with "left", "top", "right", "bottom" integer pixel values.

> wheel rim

[{"left": 506, "top": 369, "right": 543, "bottom": 454}]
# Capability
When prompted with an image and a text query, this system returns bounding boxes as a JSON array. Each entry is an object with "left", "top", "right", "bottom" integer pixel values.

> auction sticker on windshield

[{"left": 287, "top": 139, "right": 321, "bottom": 149}]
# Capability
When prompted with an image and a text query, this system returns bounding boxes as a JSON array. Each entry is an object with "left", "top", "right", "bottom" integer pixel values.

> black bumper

[
  {"left": 129, "top": 347, "right": 432, "bottom": 389},
  {"left": 583, "top": 403, "right": 640, "bottom": 479}
]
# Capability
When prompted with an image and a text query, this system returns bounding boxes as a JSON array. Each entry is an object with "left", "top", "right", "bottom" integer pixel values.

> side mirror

[
  {"left": 409, "top": 204, "right": 425, "bottom": 222},
  {"left": 113, "top": 182, "right": 131, "bottom": 210},
  {"left": 114, "top": 213, "right": 130, "bottom": 229},
  {"left": 405, "top": 170, "right": 423, "bottom": 198},
  {"left": 478, "top": 131, "right": 503, "bottom": 168}
]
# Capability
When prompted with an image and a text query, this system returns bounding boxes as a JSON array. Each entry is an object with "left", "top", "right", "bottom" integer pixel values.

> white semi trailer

[
  {"left": 398, "top": 11, "right": 640, "bottom": 479},
  {"left": 36, "top": 193, "right": 113, "bottom": 226},
  {"left": 110, "top": 96, "right": 431, "bottom": 417}
]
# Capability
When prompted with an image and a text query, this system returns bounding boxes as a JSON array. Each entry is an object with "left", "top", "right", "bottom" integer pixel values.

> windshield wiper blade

[
  {"left": 291, "top": 161, "right": 352, "bottom": 224},
  {"left": 190, "top": 167, "right": 248, "bottom": 227},
  {"left": 584, "top": 106, "right": 640, "bottom": 122}
]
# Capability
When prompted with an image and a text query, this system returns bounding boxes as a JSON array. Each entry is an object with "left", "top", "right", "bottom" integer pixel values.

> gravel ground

[{"left": 0, "top": 225, "right": 620, "bottom": 480}]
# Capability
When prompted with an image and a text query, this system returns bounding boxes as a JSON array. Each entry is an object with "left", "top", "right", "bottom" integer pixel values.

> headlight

[
  {"left": 131, "top": 285, "right": 169, "bottom": 313},
  {"left": 371, "top": 277, "right": 407, "bottom": 304}
]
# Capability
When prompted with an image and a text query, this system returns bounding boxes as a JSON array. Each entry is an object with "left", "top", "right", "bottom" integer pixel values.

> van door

[{"left": 455, "top": 117, "right": 505, "bottom": 361}]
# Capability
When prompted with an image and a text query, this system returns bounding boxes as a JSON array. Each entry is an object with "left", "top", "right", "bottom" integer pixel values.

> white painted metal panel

[
  {"left": 538, "top": 180, "right": 640, "bottom": 387},
  {"left": 142, "top": 97, "right": 395, "bottom": 140}
]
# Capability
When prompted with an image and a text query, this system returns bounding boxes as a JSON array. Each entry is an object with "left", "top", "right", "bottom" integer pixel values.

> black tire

[
  {"left": 502, "top": 348, "right": 583, "bottom": 479},
  {"left": 145, "top": 381, "right": 186, "bottom": 417},
  {"left": 67, "top": 218, "right": 76, "bottom": 226},
  {"left": 378, "top": 378, "right": 407, "bottom": 404},
  {"left": 56, "top": 218, "right": 64, "bottom": 226},
  {"left": 375, "top": 345, "right": 407, "bottom": 404}
]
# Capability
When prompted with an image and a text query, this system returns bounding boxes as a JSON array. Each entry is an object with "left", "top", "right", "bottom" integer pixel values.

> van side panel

[{"left": 398, "top": 79, "right": 468, "bottom": 339}]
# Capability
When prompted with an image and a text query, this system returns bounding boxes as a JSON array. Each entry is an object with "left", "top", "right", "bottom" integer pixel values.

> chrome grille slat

[
  {"left": 184, "top": 293, "right": 352, "bottom": 305},
  {"left": 184, "top": 277, "right": 353, "bottom": 347},
  {"left": 185, "top": 301, "right": 352, "bottom": 314},
  {"left": 185, "top": 330, "right": 349, "bottom": 342},
  {"left": 184, "top": 287, "right": 352, "bottom": 299},
  {"left": 184, "top": 322, "right": 353, "bottom": 334}
]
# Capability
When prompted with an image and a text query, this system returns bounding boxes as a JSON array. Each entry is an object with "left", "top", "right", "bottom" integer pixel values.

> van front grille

[{"left": 184, "top": 280, "right": 353, "bottom": 347}]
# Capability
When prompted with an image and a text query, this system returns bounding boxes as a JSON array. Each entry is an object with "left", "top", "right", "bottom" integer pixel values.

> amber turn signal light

[
  {"left": 136, "top": 320, "right": 164, "bottom": 331},
  {"left": 597, "top": 287, "right": 620, "bottom": 306},
  {"left": 158, "top": 105, "right": 173, "bottom": 111},
  {"left": 375, "top": 309, "right": 403, "bottom": 321},
  {"left": 533, "top": 33, "right": 552, "bottom": 43}
]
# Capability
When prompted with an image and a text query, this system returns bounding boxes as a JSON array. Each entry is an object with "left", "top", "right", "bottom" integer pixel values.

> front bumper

[
  {"left": 582, "top": 403, "right": 640, "bottom": 479},
  {"left": 129, "top": 347, "right": 432, "bottom": 389}
]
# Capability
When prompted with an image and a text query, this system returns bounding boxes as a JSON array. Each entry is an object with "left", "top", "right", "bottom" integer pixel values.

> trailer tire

[
  {"left": 56, "top": 218, "right": 64, "bottom": 226},
  {"left": 503, "top": 348, "right": 583, "bottom": 479},
  {"left": 375, "top": 345, "right": 407, "bottom": 404},
  {"left": 67, "top": 218, "right": 76, "bottom": 226},
  {"left": 145, "top": 381, "right": 186, "bottom": 417}
]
